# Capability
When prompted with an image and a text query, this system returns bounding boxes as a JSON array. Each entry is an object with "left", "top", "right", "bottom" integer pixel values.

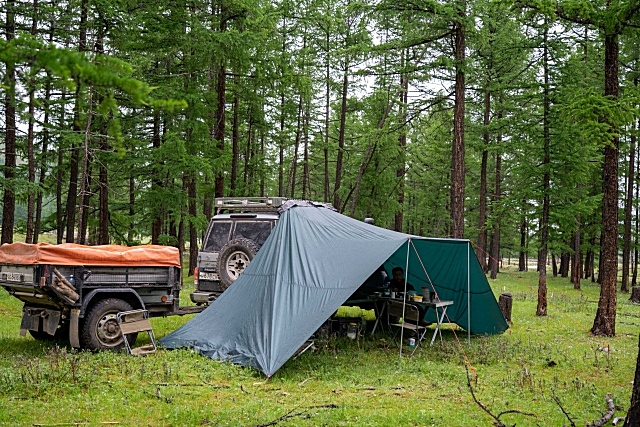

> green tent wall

[{"left": 160, "top": 202, "right": 508, "bottom": 376}]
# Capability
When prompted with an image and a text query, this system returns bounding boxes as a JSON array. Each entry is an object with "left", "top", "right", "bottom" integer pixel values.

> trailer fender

[{"left": 80, "top": 289, "right": 145, "bottom": 317}]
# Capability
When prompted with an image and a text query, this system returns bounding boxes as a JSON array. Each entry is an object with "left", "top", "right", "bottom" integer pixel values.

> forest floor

[{"left": 0, "top": 266, "right": 638, "bottom": 426}]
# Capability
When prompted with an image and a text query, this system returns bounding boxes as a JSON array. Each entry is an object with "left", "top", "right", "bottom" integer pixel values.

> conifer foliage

[{"left": 1, "top": 1, "right": 640, "bottom": 341}]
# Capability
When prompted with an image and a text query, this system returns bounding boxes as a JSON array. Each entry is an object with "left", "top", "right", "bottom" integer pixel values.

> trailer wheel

[
  {"left": 217, "top": 238, "right": 259, "bottom": 289},
  {"left": 80, "top": 298, "right": 137, "bottom": 351}
]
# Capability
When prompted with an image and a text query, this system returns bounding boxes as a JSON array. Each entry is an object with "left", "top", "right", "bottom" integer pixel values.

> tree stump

[
  {"left": 631, "top": 286, "right": 640, "bottom": 303},
  {"left": 498, "top": 293, "right": 513, "bottom": 324}
]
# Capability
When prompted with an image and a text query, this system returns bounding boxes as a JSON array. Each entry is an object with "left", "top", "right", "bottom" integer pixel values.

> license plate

[
  {"left": 199, "top": 272, "right": 218, "bottom": 281},
  {"left": 4, "top": 272, "right": 22, "bottom": 282}
]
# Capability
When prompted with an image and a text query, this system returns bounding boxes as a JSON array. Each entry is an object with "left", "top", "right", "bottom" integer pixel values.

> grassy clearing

[{"left": 0, "top": 269, "right": 638, "bottom": 426}]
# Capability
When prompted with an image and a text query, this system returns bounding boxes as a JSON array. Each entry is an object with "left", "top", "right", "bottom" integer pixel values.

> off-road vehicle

[{"left": 191, "top": 197, "right": 287, "bottom": 304}]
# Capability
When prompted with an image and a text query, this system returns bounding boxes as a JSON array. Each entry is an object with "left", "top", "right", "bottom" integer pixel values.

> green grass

[{"left": 0, "top": 269, "right": 638, "bottom": 426}]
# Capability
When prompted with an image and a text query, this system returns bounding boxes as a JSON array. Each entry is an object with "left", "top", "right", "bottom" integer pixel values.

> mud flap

[
  {"left": 69, "top": 308, "right": 80, "bottom": 348},
  {"left": 19, "top": 309, "right": 38, "bottom": 336},
  {"left": 19, "top": 308, "right": 61, "bottom": 336}
]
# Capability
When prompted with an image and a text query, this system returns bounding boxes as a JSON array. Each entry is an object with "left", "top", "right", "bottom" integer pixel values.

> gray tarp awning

[{"left": 160, "top": 203, "right": 507, "bottom": 376}]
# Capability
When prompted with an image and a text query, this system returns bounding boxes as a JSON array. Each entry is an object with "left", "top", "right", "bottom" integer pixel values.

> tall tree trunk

[
  {"left": 1, "top": 0, "right": 17, "bottom": 245},
  {"left": 489, "top": 151, "right": 501, "bottom": 280},
  {"left": 592, "top": 33, "right": 619, "bottom": 337},
  {"left": 290, "top": 94, "right": 303, "bottom": 198},
  {"left": 188, "top": 175, "right": 198, "bottom": 276},
  {"left": 323, "top": 31, "right": 330, "bottom": 203},
  {"left": 35, "top": 76, "right": 52, "bottom": 243},
  {"left": 537, "top": 27, "right": 550, "bottom": 316},
  {"left": 588, "top": 235, "right": 597, "bottom": 281},
  {"left": 333, "top": 67, "right": 349, "bottom": 211},
  {"left": 36, "top": 9, "right": 58, "bottom": 242},
  {"left": 572, "top": 226, "right": 582, "bottom": 289},
  {"left": 519, "top": 205, "right": 527, "bottom": 272},
  {"left": 560, "top": 252, "right": 570, "bottom": 277},
  {"left": 450, "top": 1, "right": 466, "bottom": 239},
  {"left": 178, "top": 188, "right": 185, "bottom": 261},
  {"left": 128, "top": 174, "right": 135, "bottom": 242},
  {"left": 65, "top": 0, "right": 88, "bottom": 243},
  {"left": 214, "top": 59, "right": 226, "bottom": 198},
  {"left": 98, "top": 129, "right": 109, "bottom": 245},
  {"left": 477, "top": 89, "right": 490, "bottom": 271},
  {"left": 80, "top": 161, "right": 92, "bottom": 244},
  {"left": 56, "top": 119, "right": 64, "bottom": 244},
  {"left": 302, "top": 99, "right": 310, "bottom": 200},
  {"left": 76, "top": 89, "right": 93, "bottom": 245},
  {"left": 214, "top": 5, "right": 227, "bottom": 199},
  {"left": 634, "top": 124, "right": 640, "bottom": 288},
  {"left": 622, "top": 116, "right": 636, "bottom": 292},
  {"left": 25, "top": 0, "right": 40, "bottom": 244},
  {"left": 394, "top": 51, "right": 409, "bottom": 232},
  {"left": 230, "top": 81, "right": 240, "bottom": 197},
  {"left": 623, "top": 334, "right": 640, "bottom": 427},
  {"left": 259, "top": 129, "right": 265, "bottom": 196},
  {"left": 151, "top": 111, "right": 163, "bottom": 244},
  {"left": 244, "top": 113, "right": 253, "bottom": 189},
  {"left": 26, "top": 82, "right": 36, "bottom": 243}
]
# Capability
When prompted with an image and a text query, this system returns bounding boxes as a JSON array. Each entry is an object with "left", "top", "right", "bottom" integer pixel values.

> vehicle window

[
  {"left": 203, "top": 221, "right": 232, "bottom": 251},
  {"left": 232, "top": 221, "right": 274, "bottom": 246}
]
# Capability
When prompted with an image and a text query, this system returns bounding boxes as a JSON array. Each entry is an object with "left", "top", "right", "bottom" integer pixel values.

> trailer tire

[
  {"left": 80, "top": 298, "right": 137, "bottom": 351},
  {"left": 217, "top": 238, "right": 260, "bottom": 290}
]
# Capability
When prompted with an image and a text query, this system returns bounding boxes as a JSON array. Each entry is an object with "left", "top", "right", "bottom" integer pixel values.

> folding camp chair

[{"left": 386, "top": 300, "right": 427, "bottom": 356}]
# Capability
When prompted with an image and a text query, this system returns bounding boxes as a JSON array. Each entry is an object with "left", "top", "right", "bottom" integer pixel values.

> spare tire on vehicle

[{"left": 217, "top": 238, "right": 260, "bottom": 289}]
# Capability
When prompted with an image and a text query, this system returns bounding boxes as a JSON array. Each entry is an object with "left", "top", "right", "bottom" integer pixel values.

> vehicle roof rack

[{"left": 214, "top": 197, "right": 288, "bottom": 214}]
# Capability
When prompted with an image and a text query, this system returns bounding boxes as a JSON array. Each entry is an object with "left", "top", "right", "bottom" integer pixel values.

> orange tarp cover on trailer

[{"left": 0, "top": 242, "right": 181, "bottom": 267}]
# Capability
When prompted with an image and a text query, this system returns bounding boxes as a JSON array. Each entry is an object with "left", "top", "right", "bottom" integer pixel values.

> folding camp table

[
  {"left": 423, "top": 300, "right": 454, "bottom": 345},
  {"left": 370, "top": 297, "right": 453, "bottom": 345}
]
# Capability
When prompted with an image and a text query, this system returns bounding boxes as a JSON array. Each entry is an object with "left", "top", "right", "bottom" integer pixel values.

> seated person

[{"left": 389, "top": 267, "right": 416, "bottom": 294}]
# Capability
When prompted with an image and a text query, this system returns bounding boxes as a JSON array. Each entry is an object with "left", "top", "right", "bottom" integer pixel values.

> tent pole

[
  {"left": 468, "top": 242, "right": 471, "bottom": 344},
  {"left": 399, "top": 238, "right": 411, "bottom": 357}
]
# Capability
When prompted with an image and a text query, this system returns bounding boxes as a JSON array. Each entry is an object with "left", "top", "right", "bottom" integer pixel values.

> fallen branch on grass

[
  {"left": 465, "top": 366, "right": 536, "bottom": 427},
  {"left": 33, "top": 423, "right": 119, "bottom": 426},
  {"left": 250, "top": 404, "right": 338, "bottom": 427},
  {"left": 586, "top": 394, "right": 615, "bottom": 427},
  {"left": 152, "top": 382, "right": 228, "bottom": 388},
  {"left": 552, "top": 393, "right": 576, "bottom": 427}
]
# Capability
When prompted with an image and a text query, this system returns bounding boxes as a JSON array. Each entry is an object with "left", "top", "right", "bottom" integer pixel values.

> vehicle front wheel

[{"left": 80, "top": 298, "right": 137, "bottom": 351}]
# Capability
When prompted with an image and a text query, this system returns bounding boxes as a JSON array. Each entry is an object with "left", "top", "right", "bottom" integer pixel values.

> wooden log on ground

[
  {"left": 498, "top": 293, "right": 513, "bottom": 324},
  {"left": 631, "top": 286, "right": 640, "bottom": 303}
]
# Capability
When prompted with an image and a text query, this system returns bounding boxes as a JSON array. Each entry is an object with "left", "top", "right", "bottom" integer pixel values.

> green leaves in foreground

[{"left": 0, "top": 35, "right": 186, "bottom": 111}]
